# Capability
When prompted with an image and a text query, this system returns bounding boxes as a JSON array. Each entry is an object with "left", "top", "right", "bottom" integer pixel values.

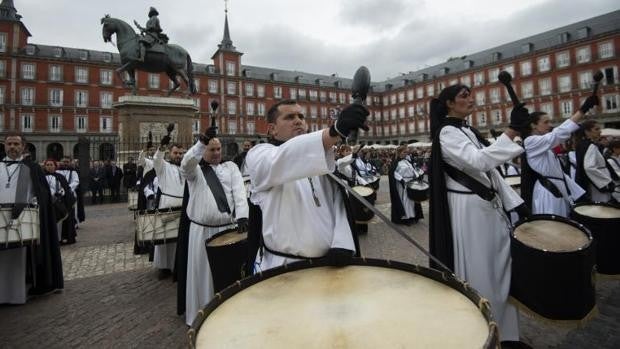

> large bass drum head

[
  {"left": 513, "top": 218, "right": 590, "bottom": 252},
  {"left": 191, "top": 259, "right": 497, "bottom": 348},
  {"left": 573, "top": 204, "right": 620, "bottom": 219}
]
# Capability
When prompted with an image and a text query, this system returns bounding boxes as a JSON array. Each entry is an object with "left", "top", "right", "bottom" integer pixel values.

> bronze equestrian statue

[{"left": 101, "top": 11, "right": 197, "bottom": 96}]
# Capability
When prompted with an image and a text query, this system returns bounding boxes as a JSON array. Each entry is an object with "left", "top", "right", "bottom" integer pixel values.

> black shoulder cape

[
  {"left": 174, "top": 181, "right": 191, "bottom": 315},
  {"left": 519, "top": 141, "right": 536, "bottom": 209},
  {"left": 388, "top": 159, "right": 406, "bottom": 224},
  {"left": 52, "top": 172, "right": 77, "bottom": 244}
]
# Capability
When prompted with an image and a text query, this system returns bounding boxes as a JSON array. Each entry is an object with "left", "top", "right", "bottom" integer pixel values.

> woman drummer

[
  {"left": 520, "top": 96, "right": 598, "bottom": 217},
  {"left": 429, "top": 84, "right": 531, "bottom": 347},
  {"left": 575, "top": 120, "right": 616, "bottom": 203},
  {"left": 388, "top": 145, "right": 417, "bottom": 225}
]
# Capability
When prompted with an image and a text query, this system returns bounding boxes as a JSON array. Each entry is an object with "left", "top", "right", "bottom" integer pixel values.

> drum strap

[
  {"left": 159, "top": 191, "right": 183, "bottom": 199},
  {"left": 261, "top": 241, "right": 323, "bottom": 261},
  {"left": 443, "top": 163, "right": 496, "bottom": 201},
  {"left": 188, "top": 218, "right": 234, "bottom": 228}
]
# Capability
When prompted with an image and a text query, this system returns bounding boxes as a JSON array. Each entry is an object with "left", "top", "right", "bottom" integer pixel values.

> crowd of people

[{"left": 2, "top": 83, "right": 619, "bottom": 348}]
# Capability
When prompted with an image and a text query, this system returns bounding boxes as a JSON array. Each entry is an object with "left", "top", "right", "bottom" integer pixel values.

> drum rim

[
  {"left": 571, "top": 202, "right": 620, "bottom": 220},
  {"left": 188, "top": 258, "right": 499, "bottom": 349},
  {"left": 512, "top": 214, "right": 593, "bottom": 253},
  {"left": 205, "top": 227, "right": 245, "bottom": 248},
  {"left": 136, "top": 206, "right": 184, "bottom": 215},
  {"left": 1, "top": 207, "right": 41, "bottom": 249}
]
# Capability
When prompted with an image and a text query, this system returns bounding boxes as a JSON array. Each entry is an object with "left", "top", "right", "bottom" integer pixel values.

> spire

[
  {"left": 218, "top": 0, "right": 237, "bottom": 52},
  {"left": 0, "top": 0, "right": 21, "bottom": 21}
]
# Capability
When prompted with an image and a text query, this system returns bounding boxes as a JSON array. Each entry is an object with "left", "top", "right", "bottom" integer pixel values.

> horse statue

[{"left": 100, "top": 15, "right": 197, "bottom": 96}]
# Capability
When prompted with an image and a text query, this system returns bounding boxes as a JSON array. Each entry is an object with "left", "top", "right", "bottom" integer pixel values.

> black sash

[
  {"left": 443, "top": 162, "right": 496, "bottom": 201},
  {"left": 201, "top": 164, "right": 231, "bottom": 214}
]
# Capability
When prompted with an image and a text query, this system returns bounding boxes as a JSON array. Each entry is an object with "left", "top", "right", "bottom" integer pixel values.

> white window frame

[
  {"left": 208, "top": 79, "right": 218, "bottom": 93},
  {"left": 227, "top": 81, "right": 236, "bottom": 95},
  {"left": 560, "top": 100, "right": 573, "bottom": 118},
  {"left": 148, "top": 73, "right": 160, "bottom": 89},
  {"left": 21, "top": 114, "right": 33, "bottom": 132},
  {"left": 539, "top": 78, "right": 552, "bottom": 96},
  {"left": 245, "top": 83, "right": 254, "bottom": 97},
  {"left": 520, "top": 61, "right": 532, "bottom": 76},
  {"left": 76, "top": 115, "right": 88, "bottom": 133},
  {"left": 75, "top": 67, "right": 88, "bottom": 83},
  {"left": 476, "top": 92, "right": 485, "bottom": 106},
  {"left": 49, "top": 65, "right": 62, "bottom": 82},
  {"left": 0, "top": 60, "right": 5, "bottom": 78},
  {"left": 100, "top": 116, "right": 112, "bottom": 133},
  {"left": 488, "top": 68, "right": 500, "bottom": 83},
  {"left": 227, "top": 100, "right": 237, "bottom": 115},
  {"left": 100, "top": 69, "right": 113, "bottom": 85},
  {"left": 477, "top": 112, "right": 487, "bottom": 127},
  {"left": 246, "top": 121, "right": 255, "bottom": 135},
  {"left": 100, "top": 91, "right": 113, "bottom": 109},
  {"left": 21, "top": 87, "right": 34, "bottom": 106},
  {"left": 598, "top": 41, "right": 614, "bottom": 59},
  {"left": 579, "top": 71, "right": 592, "bottom": 90},
  {"left": 228, "top": 120, "right": 237, "bottom": 135},
  {"left": 257, "top": 85, "right": 265, "bottom": 98},
  {"left": 48, "top": 115, "right": 62, "bottom": 133},
  {"left": 246, "top": 102, "right": 255, "bottom": 116},
  {"left": 474, "top": 72, "right": 485, "bottom": 86},
  {"left": 75, "top": 90, "right": 88, "bottom": 108},
  {"left": 602, "top": 94, "right": 619, "bottom": 113},
  {"left": 49, "top": 88, "right": 63, "bottom": 107},
  {"left": 576, "top": 46, "right": 591, "bottom": 64},
  {"left": 257, "top": 103, "right": 265, "bottom": 116},
  {"left": 0, "top": 33, "right": 6, "bottom": 53},
  {"left": 22, "top": 63, "right": 35, "bottom": 80},
  {"left": 298, "top": 89, "right": 306, "bottom": 100},
  {"left": 556, "top": 51, "right": 570, "bottom": 68},
  {"left": 558, "top": 75, "right": 572, "bottom": 93},
  {"left": 226, "top": 61, "right": 236, "bottom": 76},
  {"left": 537, "top": 56, "right": 550, "bottom": 72},
  {"left": 521, "top": 81, "right": 533, "bottom": 99},
  {"left": 0, "top": 86, "right": 4, "bottom": 105}
]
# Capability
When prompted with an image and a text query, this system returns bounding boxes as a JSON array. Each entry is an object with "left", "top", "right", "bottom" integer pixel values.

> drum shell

[
  {"left": 510, "top": 215, "right": 596, "bottom": 320},
  {"left": 135, "top": 208, "right": 181, "bottom": 245},
  {"left": 570, "top": 203, "right": 620, "bottom": 275},
  {"left": 189, "top": 258, "right": 500, "bottom": 349},
  {"left": 205, "top": 228, "right": 248, "bottom": 293},
  {"left": 365, "top": 176, "right": 380, "bottom": 191},
  {"left": 349, "top": 189, "right": 376, "bottom": 223},
  {"left": 406, "top": 182, "right": 429, "bottom": 202}
]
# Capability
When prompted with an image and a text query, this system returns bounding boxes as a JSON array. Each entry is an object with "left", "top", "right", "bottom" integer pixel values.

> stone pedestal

[{"left": 114, "top": 96, "right": 198, "bottom": 144}]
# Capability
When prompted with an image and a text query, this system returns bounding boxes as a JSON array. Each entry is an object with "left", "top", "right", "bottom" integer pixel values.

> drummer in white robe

[
  {"left": 246, "top": 100, "right": 367, "bottom": 273},
  {"left": 180, "top": 134, "right": 248, "bottom": 326},
  {"left": 522, "top": 98, "right": 596, "bottom": 216},
  {"left": 392, "top": 146, "right": 418, "bottom": 222},
  {"left": 429, "top": 85, "right": 531, "bottom": 345},
  {"left": 576, "top": 120, "right": 614, "bottom": 203},
  {"left": 607, "top": 139, "right": 620, "bottom": 202},
  {"left": 57, "top": 157, "right": 79, "bottom": 221},
  {"left": 151, "top": 138, "right": 185, "bottom": 279}
]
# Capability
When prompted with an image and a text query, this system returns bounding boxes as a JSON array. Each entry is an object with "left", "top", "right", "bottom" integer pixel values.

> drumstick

[
  {"left": 592, "top": 70, "right": 603, "bottom": 96},
  {"left": 497, "top": 71, "right": 522, "bottom": 108},
  {"left": 327, "top": 172, "right": 453, "bottom": 274},
  {"left": 348, "top": 66, "right": 371, "bottom": 144}
]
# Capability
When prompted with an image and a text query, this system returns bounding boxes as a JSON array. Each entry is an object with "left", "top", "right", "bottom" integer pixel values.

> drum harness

[{"left": 526, "top": 152, "right": 575, "bottom": 206}]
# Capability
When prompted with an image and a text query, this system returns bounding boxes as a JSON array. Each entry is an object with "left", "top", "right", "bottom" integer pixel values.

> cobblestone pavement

[{"left": 1, "top": 178, "right": 619, "bottom": 348}]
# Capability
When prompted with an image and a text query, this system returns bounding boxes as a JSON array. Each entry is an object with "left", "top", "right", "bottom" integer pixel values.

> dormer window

[
  {"left": 558, "top": 32, "right": 570, "bottom": 44},
  {"left": 79, "top": 50, "right": 88, "bottom": 60},
  {"left": 491, "top": 52, "right": 501, "bottom": 62},
  {"left": 103, "top": 53, "right": 112, "bottom": 63},
  {"left": 464, "top": 60, "right": 473, "bottom": 69},
  {"left": 25, "top": 45, "right": 36, "bottom": 55},
  {"left": 521, "top": 43, "right": 533, "bottom": 54},
  {"left": 53, "top": 47, "right": 63, "bottom": 58},
  {"left": 577, "top": 27, "right": 590, "bottom": 40}
]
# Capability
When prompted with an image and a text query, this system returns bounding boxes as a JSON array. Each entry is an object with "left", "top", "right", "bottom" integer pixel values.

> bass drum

[
  {"left": 189, "top": 258, "right": 499, "bottom": 349},
  {"left": 349, "top": 186, "right": 376, "bottom": 224},
  {"left": 205, "top": 228, "right": 248, "bottom": 293},
  {"left": 406, "top": 181, "right": 429, "bottom": 202},
  {"left": 510, "top": 215, "right": 596, "bottom": 321}
]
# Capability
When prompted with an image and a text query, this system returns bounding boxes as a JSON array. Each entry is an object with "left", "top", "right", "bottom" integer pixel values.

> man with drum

[
  {"left": 335, "top": 144, "right": 374, "bottom": 234},
  {"left": 149, "top": 138, "right": 186, "bottom": 279},
  {"left": 389, "top": 145, "right": 418, "bottom": 225},
  {"left": 1, "top": 133, "right": 63, "bottom": 304},
  {"left": 245, "top": 99, "right": 367, "bottom": 273},
  {"left": 575, "top": 120, "right": 616, "bottom": 203},
  {"left": 57, "top": 157, "right": 80, "bottom": 244},
  {"left": 607, "top": 139, "right": 620, "bottom": 202},
  {"left": 177, "top": 129, "right": 248, "bottom": 326}
]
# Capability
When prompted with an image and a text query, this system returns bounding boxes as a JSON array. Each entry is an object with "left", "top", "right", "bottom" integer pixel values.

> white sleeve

[
  {"left": 440, "top": 126, "right": 523, "bottom": 172},
  {"left": 246, "top": 131, "right": 335, "bottom": 191},
  {"left": 608, "top": 158, "right": 620, "bottom": 178},
  {"left": 393, "top": 162, "right": 405, "bottom": 181},
  {"left": 69, "top": 171, "right": 80, "bottom": 192},
  {"left": 584, "top": 144, "right": 612, "bottom": 189},
  {"left": 524, "top": 119, "right": 579, "bottom": 158},
  {"left": 153, "top": 149, "right": 165, "bottom": 176},
  {"left": 181, "top": 141, "right": 205, "bottom": 182},
  {"left": 336, "top": 154, "right": 354, "bottom": 173},
  {"left": 228, "top": 163, "right": 249, "bottom": 219}
]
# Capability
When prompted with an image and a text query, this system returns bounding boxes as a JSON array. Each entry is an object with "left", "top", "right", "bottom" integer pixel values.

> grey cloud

[{"left": 337, "top": 0, "right": 421, "bottom": 31}]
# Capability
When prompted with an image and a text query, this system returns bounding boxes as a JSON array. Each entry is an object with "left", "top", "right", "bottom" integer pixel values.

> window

[
  {"left": 289, "top": 88, "right": 297, "bottom": 100},
  {"left": 75, "top": 90, "right": 88, "bottom": 107},
  {"left": 399, "top": 107, "right": 405, "bottom": 119},
  {"left": 603, "top": 94, "right": 619, "bottom": 112},
  {"left": 49, "top": 65, "right": 62, "bottom": 81},
  {"left": 25, "top": 45, "right": 35, "bottom": 55},
  {"left": 477, "top": 112, "right": 487, "bottom": 126},
  {"left": 22, "top": 63, "right": 35, "bottom": 79},
  {"left": 426, "top": 84, "right": 434, "bottom": 96},
  {"left": 0, "top": 60, "right": 5, "bottom": 78},
  {"left": 246, "top": 102, "right": 254, "bottom": 116},
  {"left": 228, "top": 120, "right": 237, "bottom": 135},
  {"left": 227, "top": 81, "right": 236, "bottom": 95},
  {"left": 521, "top": 81, "right": 533, "bottom": 98},
  {"left": 338, "top": 93, "right": 346, "bottom": 104},
  {"left": 416, "top": 87, "right": 424, "bottom": 99},
  {"left": 579, "top": 71, "right": 592, "bottom": 89},
  {"left": 390, "top": 109, "right": 397, "bottom": 120},
  {"left": 103, "top": 53, "right": 112, "bottom": 63},
  {"left": 390, "top": 94, "right": 397, "bottom": 105},
  {"left": 247, "top": 121, "right": 255, "bottom": 135},
  {"left": 226, "top": 61, "right": 236, "bottom": 76},
  {"left": 193, "top": 79, "right": 200, "bottom": 92},
  {"left": 399, "top": 123, "right": 406, "bottom": 135},
  {"left": 488, "top": 68, "right": 499, "bottom": 83},
  {"left": 227, "top": 100, "right": 236, "bottom": 115},
  {"left": 329, "top": 92, "right": 337, "bottom": 102},
  {"left": 273, "top": 86, "right": 282, "bottom": 99},
  {"left": 408, "top": 106, "right": 414, "bottom": 117},
  {"left": 100, "top": 116, "right": 112, "bottom": 133},
  {"left": 407, "top": 90, "right": 414, "bottom": 101},
  {"left": 537, "top": 56, "right": 550, "bottom": 72},
  {"left": 319, "top": 91, "right": 326, "bottom": 102},
  {"left": 476, "top": 92, "right": 486, "bottom": 106},
  {"left": 100, "top": 91, "right": 113, "bottom": 108},
  {"left": 309, "top": 90, "right": 318, "bottom": 101},
  {"left": 245, "top": 83, "right": 254, "bottom": 97},
  {"left": 21, "top": 87, "right": 34, "bottom": 105},
  {"left": 556, "top": 51, "right": 570, "bottom": 68},
  {"left": 49, "top": 115, "right": 62, "bottom": 132},
  {"left": 75, "top": 67, "right": 88, "bottom": 83},
  {"left": 0, "top": 33, "right": 6, "bottom": 52},
  {"left": 560, "top": 100, "right": 573, "bottom": 118},
  {"left": 576, "top": 47, "right": 591, "bottom": 63},
  {"left": 310, "top": 106, "right": 318, "bottom": 118},
  {"left": 204, "top": 80, "right": 216, "bottom": 94},
  {"left": 49, "top": 88, "right": 63, "bottom": 106},
  {"left": 558, "top": 75, "right": 572, "bottom": 93},
  {"left": 192, "top": 119, "right": 200, "bottom": 134},
  {"left": 603, "top": 67, "right": 617, "bottom": 85},
  {"left": 503, "top": 65, "right": 515, "bottom": 78},
  {"left": 492, "top": 110, "right": 502, "bottom": 125},
  {"left": 76, "top": 115, "right": 87, "bottom": 133},
  {"left": 21, "top": 114, "right": 33, "bottom": 132},
  {"left": 0, "top": 112, "right": 3, "bottom": 131},
  {"left": 598, "top": 42, "right": 614, "bottom": 59},
  {"left": 257, "top": 85, "right": 265, "bottom": 98},
  {"left": 577, "top": 27, "right": 590, "bottom": 39},
  {"left": 79, "top": 50, "right": 88, "bottom": 60},
  {"left": 474, "top": 72, "right": 485, "bottom": 86},
  {"left": 0, "top": 86, "right": 4, "bottom": 104},
  {"left": 398, "top": 92, "right": 405, "bottom": 103},
  {"left": 320, "top": 107, "right": 327, "bottom": 118},
  {"left": 520, "top": 61, "right": 532, "bottom": 76},
  {"left": 99, "top": 69, "right": 113, "bottom": 85},
  {"left": 490, "top": 88, "right": 501, "bottom": 104},
  {"left": 53, "top": 47, "right": 63, "bottom": 58},
  {"left": 257, "top": 102, "right": 265, "bottom": 116},
  {"left": 539, "top": 78, "right": 552, "bottom": 96},
  {"left": 540, "top": 103, "right": 553, "bottom": 116},
  {"left": 460, "top": 75, "right": 471, "bottom": 87},
  {"left": 148, "top": 73, "right": 160, "bottom": 89},
  {"left": 297, "top": 89, "right": 305, "bottom": 100}
]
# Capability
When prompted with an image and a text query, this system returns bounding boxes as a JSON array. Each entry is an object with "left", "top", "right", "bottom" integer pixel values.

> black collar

[
  {"left": 444, "top": 117, "right": 468, "bottom": 128},
  {"left": 269, "top": 138, "right": 285, "bottom": 146}
]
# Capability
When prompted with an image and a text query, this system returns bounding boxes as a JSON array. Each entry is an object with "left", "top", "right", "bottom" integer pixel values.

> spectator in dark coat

[
  {"left": 123, "top": 157, "right": 138, "bottom": 190},
  {"left": 106, "top": 160, "right": 123, "bottom": 202}
]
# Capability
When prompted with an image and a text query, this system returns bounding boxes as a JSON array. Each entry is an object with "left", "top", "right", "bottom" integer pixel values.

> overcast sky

[{"left": 13, "top": 0, "right": 620, "bottom": 81}]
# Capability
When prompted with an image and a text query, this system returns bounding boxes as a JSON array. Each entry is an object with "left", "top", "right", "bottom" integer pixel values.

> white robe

[
  {"left": 584, "top": 143, "right": 612, "bottom": 203},
  {"left": 336, "top": 154, "right": 355, "bottom": 182},
  {"left": 143, "top": 177, "right": 159, "bottom": 211},
  {"left": 0, "top": 157, "right": 34, "bottom": 304},
  {"left": 393, "top": 159, "right": 417, "bottom": 219},
  {"left": 46, "top": 173, "right": 66, "bottom": 241},
  {"left": 152, "top": 150, "right": 184, "bottom": 270},
  {"left": 440, "top": 125, "right": 523, "bottom": 342},
  {"left": 246, "top": 130, "right": 355, "bottom": 273},
  {"left": 608, "top": 156, "right": 620, "bottom": 202},
  {"left": 180, "top": 141, "right": 249, "bottom": 326},
  {"left": 57, "top": 169, "right": 79, "bottom": 223},
  {"left": 525, "top": 119, "right": 585, "bottom": 217}
]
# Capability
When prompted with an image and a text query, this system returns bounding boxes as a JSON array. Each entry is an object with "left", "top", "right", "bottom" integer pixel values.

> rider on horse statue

[{"left": 134, "top": 7, "right": 169, "bottom": 62}]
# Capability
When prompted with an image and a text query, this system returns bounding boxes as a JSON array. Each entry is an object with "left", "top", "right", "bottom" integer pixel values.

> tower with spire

[
  {"left": 0, "top": 0, "right": 31, "bottom": 53},
  {"left": 211, "top": 0, "right": 243, "bottom": 77}
]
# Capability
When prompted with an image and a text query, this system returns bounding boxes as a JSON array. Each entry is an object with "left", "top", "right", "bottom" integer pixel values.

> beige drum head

[
  {"left": 408, "top": 182, "right": 429, "bottom": 190},
  {"left": 504, "top": 176, "right": 521, "bottom": 187},
  {"left": 573, "top": 205, "right": 620, "bottom": 219},
  {"left": 207, "top": 231, "right": 247, "bottom": 247},
  {"left": 514, "top": 220, "right": 589, "bottom": 252},
  {"left": 195, "top": 266, "right": 489, "bottom": 348},
  {"left": 352, "top": 186, "right": 374, "bottom": 197}
]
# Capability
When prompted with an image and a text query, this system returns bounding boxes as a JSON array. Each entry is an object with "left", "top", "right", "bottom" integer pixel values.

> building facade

[{"left": 0, "top": 0, "right": 618, "bottom": 161}]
